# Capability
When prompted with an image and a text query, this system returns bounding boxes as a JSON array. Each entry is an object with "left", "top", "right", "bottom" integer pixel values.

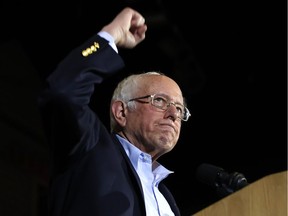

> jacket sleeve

[{"left": 38, "top": 34, "right": 125, "bottom": 171}]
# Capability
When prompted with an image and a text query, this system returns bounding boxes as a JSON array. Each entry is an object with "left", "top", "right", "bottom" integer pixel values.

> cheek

[
  {"left": 130, "top": 106, "right": 155, "bottom": 123},
  {"left": 126, "top": 109, "right": 149, "bottom": 129}
]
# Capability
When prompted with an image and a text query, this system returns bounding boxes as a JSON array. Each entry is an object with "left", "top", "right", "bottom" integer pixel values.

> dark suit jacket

[{"left": 39, "top": 34, "right": 181, "bottom": 216}]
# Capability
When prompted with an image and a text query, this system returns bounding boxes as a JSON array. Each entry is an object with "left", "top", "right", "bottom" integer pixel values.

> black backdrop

[{"left": 1, "top": 0, "right": 286, "bottom": 215}]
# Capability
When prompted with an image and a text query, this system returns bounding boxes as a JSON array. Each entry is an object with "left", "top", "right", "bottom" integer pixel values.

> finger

[
  {"left": 131, "top": 14, "right": 145, "bottom": 27},
  {"left": 135, "top": 25, "right": 147, "bottom": 39}
]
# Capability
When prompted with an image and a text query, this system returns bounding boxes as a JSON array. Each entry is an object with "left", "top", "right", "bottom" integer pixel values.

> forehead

[{"left": 138, "top": 75, "right": 183, "bottom": 100}]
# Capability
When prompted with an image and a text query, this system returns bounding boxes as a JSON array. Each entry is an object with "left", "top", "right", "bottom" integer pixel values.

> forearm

[
  {"left": 45, "top": 34, "right": 124, "bottom": 103},
  {"left": 38, "top": 34, "right": 124, "bottom": 157}
]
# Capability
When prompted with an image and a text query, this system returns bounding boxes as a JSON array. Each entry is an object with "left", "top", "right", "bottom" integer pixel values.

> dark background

[{"left": 0, "top": 0, "right": 287, "bottom": 215}]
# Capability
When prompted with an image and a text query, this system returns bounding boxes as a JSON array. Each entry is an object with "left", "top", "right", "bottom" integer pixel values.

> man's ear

[{"left": 111, "top": 101, "right": 127, "bottom": 127}]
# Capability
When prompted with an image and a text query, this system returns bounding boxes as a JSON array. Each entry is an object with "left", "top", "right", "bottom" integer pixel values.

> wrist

[{"left": 97, "top": 31, "right": 118, "bottom": 53}]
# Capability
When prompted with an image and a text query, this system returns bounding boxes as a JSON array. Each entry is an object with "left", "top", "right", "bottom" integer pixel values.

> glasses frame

[{"left": 128, "top": 94, "right": 191, "bottom": 121}]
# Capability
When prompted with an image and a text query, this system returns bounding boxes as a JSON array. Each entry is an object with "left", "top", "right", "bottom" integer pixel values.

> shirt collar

[{"left": 116, "top": 134, "right": 174, "bottom": 182}]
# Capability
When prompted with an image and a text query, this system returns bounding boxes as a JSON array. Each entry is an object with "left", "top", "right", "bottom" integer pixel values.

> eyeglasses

[{"left": 128, "top": 94, "right": 191, "bottom": 121}]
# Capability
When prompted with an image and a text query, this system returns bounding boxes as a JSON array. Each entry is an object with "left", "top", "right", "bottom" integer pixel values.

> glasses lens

[
  {"left": 151, "top": 95, "right": 167, "bottom": 109},
  {"left": 152, "top": 94, "right": 190, "bottom": 121},
  {"left": 182, "top": 107, "right": 190, "bottom": 121}
]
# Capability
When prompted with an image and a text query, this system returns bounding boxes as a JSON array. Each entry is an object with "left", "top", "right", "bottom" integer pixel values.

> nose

[{"left": 164, "top": 103, "right": 179, "bottom": 121}]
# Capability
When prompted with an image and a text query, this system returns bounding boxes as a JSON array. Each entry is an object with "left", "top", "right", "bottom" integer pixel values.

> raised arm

[{"left": 39, "top": 7, "right": 147, "bottom": 156}]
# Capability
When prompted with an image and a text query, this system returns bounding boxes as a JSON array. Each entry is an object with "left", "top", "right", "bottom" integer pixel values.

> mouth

[{"left": 159, "top": 123, "right": 176, "bottom": 133}]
